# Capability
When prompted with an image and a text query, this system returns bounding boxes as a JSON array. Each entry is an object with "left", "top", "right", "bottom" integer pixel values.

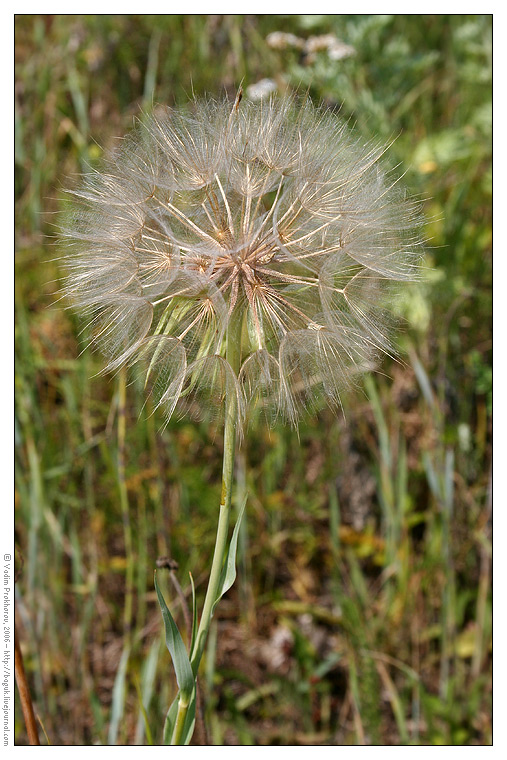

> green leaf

[
  {"left": 189, "top": 572, "right": 198, "bottom": 651},
  {"left": 154, "top": 571, "right": 194, "bottom": 702},
  {"left": 212, "top": 495, "right": 247, "bottom": 615},
  {"left": 107, "top": 644, "right": 130, "bottom": 745},
  {"left": 133, "top": 675, "right": 154, "bottom": 746},
  {"left": 134, "top": 638, "right": 160, "bottom": 745},
  {"left": 163, "top": 689, "right": 196, "bottom": 746}
]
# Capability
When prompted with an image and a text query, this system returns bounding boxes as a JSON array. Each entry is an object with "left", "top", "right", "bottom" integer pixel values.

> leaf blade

[
  {"left": 212, "top": 495, "right": 247, "bottom": 615},
  {"left": 154, "top": 571, "right": 194, "bottom": 702},
  {"left": 189, "top": 571, "right": 198, "bottom": 652}
]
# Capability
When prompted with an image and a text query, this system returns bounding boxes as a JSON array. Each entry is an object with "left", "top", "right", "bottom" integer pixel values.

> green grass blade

[
  {"left": 154, "top": 571, "right": 194, "bottom": 702},
  {"left": 107, "top": 645, "right": 130, "bottom": 746},
  {"left": 212, "top": 494, "right": 247, "bottom": 615}
]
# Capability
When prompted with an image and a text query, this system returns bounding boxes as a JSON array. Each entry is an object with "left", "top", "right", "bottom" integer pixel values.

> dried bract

[{"left": 61, "top": 95, "right": 421, "bottom": 425}]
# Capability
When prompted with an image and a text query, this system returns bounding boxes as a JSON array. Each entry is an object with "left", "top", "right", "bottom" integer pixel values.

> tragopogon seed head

[{"left": 61, "top": 93, "right": 422, "bottom": 426}]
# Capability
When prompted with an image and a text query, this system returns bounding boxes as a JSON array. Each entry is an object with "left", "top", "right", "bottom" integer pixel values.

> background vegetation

[{"left": 15, "top": 14, "right": 492, "bottom": 745}]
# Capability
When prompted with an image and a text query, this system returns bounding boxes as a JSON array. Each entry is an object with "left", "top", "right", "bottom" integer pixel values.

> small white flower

[{"left": 246, "top": 79, "right": 278, "bottom": 101}]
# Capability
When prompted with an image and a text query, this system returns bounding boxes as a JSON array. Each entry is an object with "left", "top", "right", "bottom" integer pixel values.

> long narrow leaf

[
  {"left": 133, "top": 676, "right": 154, "bottom": 746},
  {"left": 154, "top": 572, "right": 194, "bottom": 702},
  {"left": 212, "top": 495, "right": 247, "bottom": 615},
  {"left": 107, "top": 645, "right": 130, "bottom": 745},
  {"left": 134, "top": 638, "right": 160, "bottom": 745},
  {"left": 189, "top": 572, "right": 198, "bottom": 651}
]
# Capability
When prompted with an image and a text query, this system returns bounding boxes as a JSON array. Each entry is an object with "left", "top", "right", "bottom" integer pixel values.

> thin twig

[{"left": 14, "top": 621, "right": 40, "bottom": 746}]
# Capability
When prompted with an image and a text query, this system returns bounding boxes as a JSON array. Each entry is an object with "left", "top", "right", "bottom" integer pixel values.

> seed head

[{"left": 61, "top": 94, "right": 421, "bottom": 426}]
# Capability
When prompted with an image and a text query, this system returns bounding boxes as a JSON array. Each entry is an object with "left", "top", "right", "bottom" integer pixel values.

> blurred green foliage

[{"left": 15, "top": 14, "right": 491, "bottom": 745}]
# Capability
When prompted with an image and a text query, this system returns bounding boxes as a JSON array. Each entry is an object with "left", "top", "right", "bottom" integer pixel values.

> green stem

[
  {"left": 118, "top": 366, "right": 134, "bottom": 639},
  {"left": 169, "top": 312, "right": 242, "bottom": 745},
  {"left": 190, "top": 404, "right": 236, "bottom": 672},
  {"left": 170, "top": 694, "right": 190, "bottom": 746}
]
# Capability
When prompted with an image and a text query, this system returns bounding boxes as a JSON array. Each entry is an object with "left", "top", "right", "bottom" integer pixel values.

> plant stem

[
  {"left": 189, "top": 432, "right": 235, "bottom": 672},
  {"left": 170, "top": 694, "right": 190, "bottom": 746},
  {"left": 169, "top": 311, "right": 242, "bottom": 745},
  {"left": 14, "top": 621, "right": 40, "bottom": 746},
  {"left": 117, "top": 366, "right": 134, "bottom": 639},
  {"left": 190, "top": 310, "right": 242, "bottom": 673}
]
